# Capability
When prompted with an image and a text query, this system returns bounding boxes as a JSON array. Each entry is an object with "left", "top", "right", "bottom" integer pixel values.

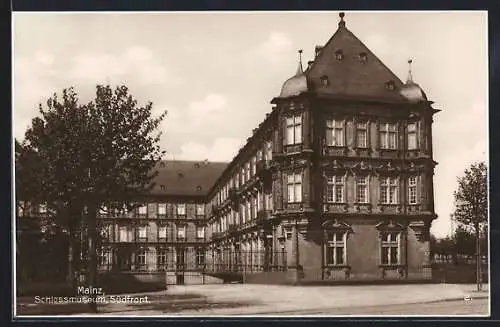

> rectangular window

[
  {"left": 158, "top": 226, "right": 167, "bottom": 239},
  {"left": 266, "top": 141, "right": 273, "bottom": 161},
  {"left": 407, "top": 122, "right": 417, "bottom": 150},
  {"left": 17, "top": 201, "right": 25, "bottom": 217},
  {"left": 252, "top": 157, "right": 257, "bottom": 175},
  {"left": 157, "top": 248, "right": 167, "bottom": 266},
  {"left": 119, "top": 226, "right": 129, "bottom": 242},
  {"left": 379, "top": 177, "right": 399, "bottom": 204},
  {"left": 287, "top": 172, "right": 302, "bottom": 203},
  {"left": 246, "top": 162, "right": 251, "bottom": 181},
  {"left": 136, "top": 250, "right": 147, "bottom": 266},
  {"left": 356, "top": 121, "right": 368, "bottom": 148},
  {"left": 177, "top": 226, "right": 186, "bottom": 239},
  {"left": 196, "top": 227, "right": 205, "bottom": 239},
  {"left": 196, "top": 248, "right": 205, "bottom": 266},
  {"left": 138, "top": 226, "right": 147, "bottom": 239},
  {"left": 408, "top": 176, "right": 418, "bottom": 204},
  {"left": 326, "top": 175, "right": 345, "bottom": 203},
  {"left": 138, "top": 204, "right": 147, "bottom": 215},
  {"left": 326, "top": 232, "right": 347, "bottom": 265},
  {"left": 99, "top": 248, "right": 112, "bottom": 266},
  {"left": 286, "top": 115, "right": 302, "bottom": 145},
  {"left": 379, "top": 123, "right": 398, "bottom": 149},
  {"left": 356, "top": 175, "right": 369, "bottom": 203},
  {"left": 177, "top": 203, "right": 186, "bottom": 216},
  {"left": 326, "top": 119, "right": 345, "bottom": 146},
  {"left": 158, "top": 203, "right": 167, "bottom": 216},
  {"left": 196, "top": 204, "right": 205, "bottom": 216},
  {"left": 381, "top": 232, "right": 400, "bottom": 265},
  {"left": 37, "top": 203, "right": 47, "bottom": 214}
]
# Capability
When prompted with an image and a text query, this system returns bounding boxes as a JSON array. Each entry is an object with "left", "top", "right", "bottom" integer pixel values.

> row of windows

[
  {"left": 210, "top": 141, "right": 273, "bottom": 209},
  {"left": 100, "top": 203, "right": 205, "bottom": 217},
  {"left": 325, "top": 175, "right": 419, "bottom": 204},
  {"left": 285, "top": 115, "right": 419, "bottom": 150},
  {"left": 325, "top": 231, "right": 401, "bottom": 266},
  {"left": 99, "top": 247, "right": 205, "bottom": 267},
  {"left": 211, "top": 192, "right": 273, "bottom": 234},
  {"left": 101, "top": 225, "right": 205, "bottom": 242}
]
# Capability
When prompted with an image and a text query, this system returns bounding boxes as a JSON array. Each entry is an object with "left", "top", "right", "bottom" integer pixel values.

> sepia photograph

[{"left": 13, "top": 11, "right": 489, "bottom": 317}]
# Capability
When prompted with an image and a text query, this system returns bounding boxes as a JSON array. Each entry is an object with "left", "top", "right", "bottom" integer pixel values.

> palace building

[{"left": 17, "top": 13, "right": 439, "bottom": 285}]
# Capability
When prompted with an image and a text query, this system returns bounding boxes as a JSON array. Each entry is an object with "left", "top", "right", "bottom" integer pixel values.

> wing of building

[{"left": 17, "top": 13, "right": 439, "bottom": 286}]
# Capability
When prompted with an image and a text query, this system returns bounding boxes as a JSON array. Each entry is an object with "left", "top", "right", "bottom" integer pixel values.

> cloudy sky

[{"left": 13, "top": 11, "right": 487, "bottom": 238}]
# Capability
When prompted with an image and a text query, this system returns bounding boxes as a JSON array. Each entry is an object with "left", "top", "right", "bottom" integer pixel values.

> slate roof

[
  {"left": 150, "top": 160, "right": 228, "bottom": 197},
  {"left": 278, "top": 13, "right": 428, "bottom": 104}
]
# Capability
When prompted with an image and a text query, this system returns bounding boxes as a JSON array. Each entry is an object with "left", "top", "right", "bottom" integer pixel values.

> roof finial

[
  {"left": 339, "top": 12, "right": 346, "bottom": 28},
  {"left": 295, "top": 49, "right": 304, "bottom": 75},
  {"left": 406, "top": 58, "right": 414, "bottom": 84}
]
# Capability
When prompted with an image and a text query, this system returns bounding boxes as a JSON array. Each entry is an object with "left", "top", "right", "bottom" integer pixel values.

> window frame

[
  {"left": 177, "top": 225, "right": 186, "bottom": 240},
  {"left": 407, "top": 121, "right": 418, "bottom": 150},
  {"left": 157, "top": 203, "right": 167, "bottom": 216},
  {"left": 158, "top": 225, "right": 167, "bottom": 240},
  {"left": 408, "top": 176, "right": 418, "bottom": 205},
  {"left": 379, "top": 177, "right": 399, "bottom": 204},
  {"left": 287, "top": 171, "right": 303, "bottom": 203},
  {"left": 176, "top": 203, "right": 186, "bottom": 217},
  {"left": 379, "top": 122, "right": 398, "bottom": 150},
  {"left": 355, "top": 121, "right": 369, "bottom": 148},
  {"left": 355, "top": 175, "right": 370, "bottom": 204},
  {"left": 326, "top": 175, "right": 345, "bottom": 203},
  {"left": 285, "top": 114, "right": 303, "bottom": 145},
  {"left": 326, "top": 118, "right": 345, "bottom": 147},
  {"left": 380, "top": 231, "right": 401, "bottom": 266},
  {"left": 325, "top": 231, "right": 348, "bottom": 266}
]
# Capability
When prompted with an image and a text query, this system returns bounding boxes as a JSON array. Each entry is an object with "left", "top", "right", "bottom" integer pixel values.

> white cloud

[
  {"left": 254, "top": 31, "right": 292, "bottom": 64},
  {"left": 189, "top": 94, "right": 227, "bottom": 121},
  {"left": 175, "top": 137, "right": 243, "bottom": 162}
]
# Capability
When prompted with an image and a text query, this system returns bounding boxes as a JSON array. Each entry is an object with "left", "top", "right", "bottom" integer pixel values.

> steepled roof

[{"left": 277, "top": 12, "right": 427, "bottom": 104}]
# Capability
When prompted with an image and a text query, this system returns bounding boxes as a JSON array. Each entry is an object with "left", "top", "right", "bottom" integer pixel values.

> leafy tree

[
  {"left": 17, "top": 85, "right": 166, "bottom": 311},
  {"left": 452, "top": 161, "right": 488, "bottom": 290}
]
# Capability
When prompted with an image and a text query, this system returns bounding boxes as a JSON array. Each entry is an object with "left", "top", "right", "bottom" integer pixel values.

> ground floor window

[
  {"left": 380, "top": 231, "right": 401, "bottom": 265},
  {"left": 325, "top": 231, "right": 347, "bottom": 266},
  {"left": 157, "top": 248, "right": 167, "bottom": 268},
  {"left": 136, "top": 249, "right": 147, "bottom": 269},
  {"left": 196, "top": 247, "right": 205, "bottom": 267}
]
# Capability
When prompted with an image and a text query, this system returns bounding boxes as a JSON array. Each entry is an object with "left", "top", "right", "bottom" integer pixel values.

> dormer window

[
  {"left": 358, "top": 52, "right": 368, "bottom": 63},
  {"left": 320, "top": 75, "right": 329, "bottom": 87},
  {"left": 335, "top": 49, "right": 344, "bottom": 60},
  {"left": 177, "top": 171, "right": 184, "bottom": 178},
  {"left": 385, "top": 80, "right": 395, "bottom": 91},
  {"left": 160, "top": 185, "right": 166, "bottom": 191},
  {"left": 194, "top": 163, "right": 200, "bottom": 168}
]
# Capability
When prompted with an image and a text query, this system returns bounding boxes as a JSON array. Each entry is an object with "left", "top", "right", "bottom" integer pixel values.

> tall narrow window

[
  {"left": 157, "top": 248, "right": 167, "bottom": 267},
  {"left": 326, "top": 232, "right": 347, "bottom": 265},
  {"left": 196, "top": 204, "right": 205, "bottom": 216},
  {"left": 136, "top": 249, "right": 147, "bottom": 267},
  {"left": 138, "top": 204, "right": 147, "bottom": 216},
  {"left": 379, "top": 123, "right": 398, "bottom": 149},
  {"left": 158, "top": 226, "right": 167, "bottom": 240},
  {"left": 356, "top": 175, "right": 369, "bottom": 203},
  {"left": 379, "top": 177, "right": 399, "bottom": 204},
  {"left": 287, "top": 172, "right": 302, "bottom": 203},
  {"left": 326, "top": 175, "right": 344, "bottom": 203},
  {"left": 246, "top": 162, "right": 251, "bottom": 181},
  {"left": 39, "top": 203, "right": 47, "bottom": 215},
  {"left": 196, "top": 248, "right": 205, "bottom": 267},
  {"left": 286, "top": 115, "right": 302, "bottom": 145},
  {"left": 158, "top": 203, "right": 167, "bottom": 216},
  {"left": 408, "top": 176, "right": 418, "bottom": 204},
  {"left": 196, "top": 227, "right": 205, "bottom": 239},
  {"left": 119, "top": 226, "right": 129, "bottom": 242},
  {"left": 17, "top": 201, "right": 25, "bottom": 217},
  {"left": 356, "top": 122, "right": 368, "bottom": 148},
  {"left": 177, "top": 225, "right": 186, "bottom": 240},
  {"left": 176, "top": 203, "right": 186, "bottom": 216},
  {"left": 381, "top": 232, "right": 400, "bottom": 265},
  {"left": 407, "top": 122, "right": 418, "bottom": 150},
  {"left": 138, "top": 226, "right": 147, "bottom": 241},
  {"left": 266, "top": 141, "right": 273, "bottom": 161},
  {"left": 326, "top": 119, "right": 345, "bottom": 146}
]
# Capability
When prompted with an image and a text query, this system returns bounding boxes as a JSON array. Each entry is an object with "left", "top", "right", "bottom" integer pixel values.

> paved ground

[{"left": 16, "top": 283, "right": 489, "bottom": 316}]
